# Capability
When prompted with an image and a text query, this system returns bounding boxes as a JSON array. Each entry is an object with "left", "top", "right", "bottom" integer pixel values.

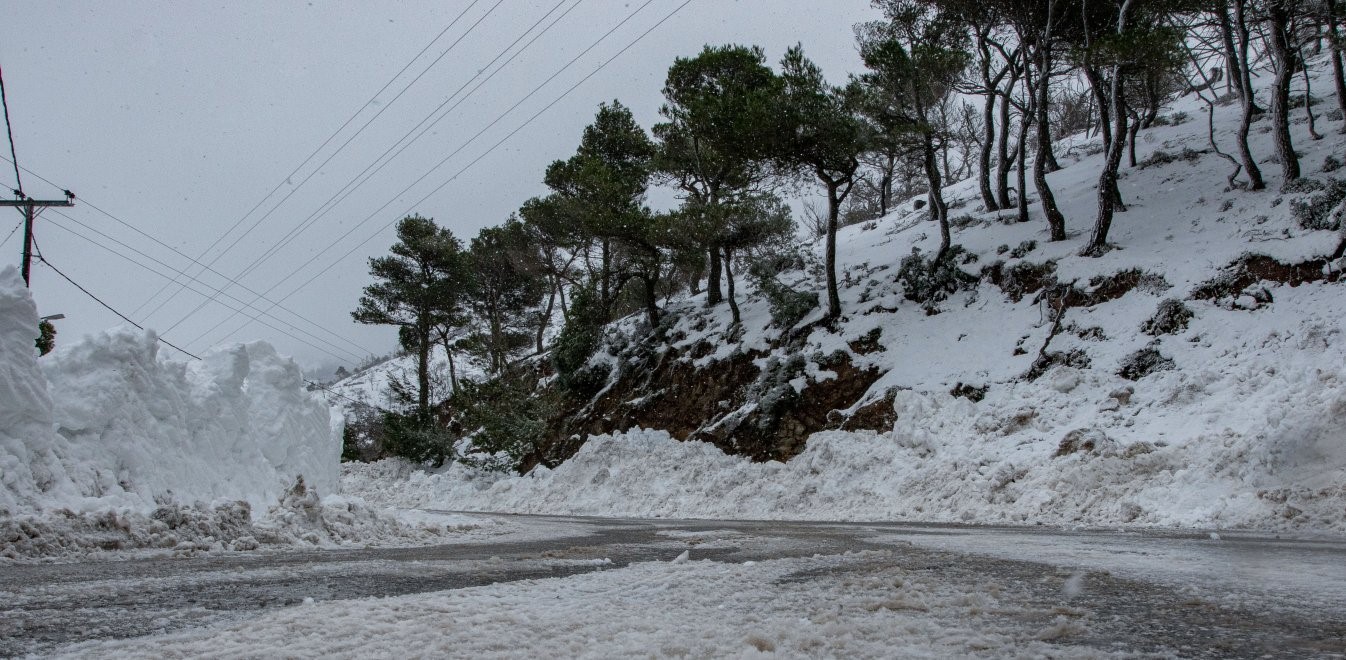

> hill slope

[{"left": 344, "top": 61, "right": 1346, "bottom": 533}]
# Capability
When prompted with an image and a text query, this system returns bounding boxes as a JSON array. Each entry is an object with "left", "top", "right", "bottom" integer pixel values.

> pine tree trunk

[
  {"left": 980, "top": 89, "right": 999, "bottom": 211},
  {"left": 642, "top": 272, "right": 660, "bottom": 328},
  {"left": 1034, "top": 45, "right": 1067, "bottom": 241},
  {"left": 824, "top": 180, "right": 842, "bottom": 319},
  {"left": 536, "top": 277, "right": 557, "bottom": 354},
  {"left": 1084, "top": 65, "right": 1129, "bottom": 257},
  {"left": 922, "top": 135, "right": 951, "bottom": 265},
  {"left": 416, "top": 324, "right": 431, "bottom": 418},
  {"left": 1084, "top": 66, "right": 1113, "bottom": 152},
  {"left": 1233, "top": 0, "right": 1266, "bottom": 190},
  {"left": 1016, "top": 104, "right": 1031, "bottom": 224},
  {"left": 1219, "top": 3, "right": 1242, "bottom": 99},
  {"left": 1330, "top": 1, "right": 1346, "bottom": 133},
  {"left": 706, "top": 246, "right": 723, "bottom": 306},
  {"left": 723, "top": 247, "right": 741, "bottom": 325},
  {"left": 1267, "top": 4, "right": 1301, "bottom": 184},
  {"left": 996, "top": 63, "right": 1019, "bottom": 210}
]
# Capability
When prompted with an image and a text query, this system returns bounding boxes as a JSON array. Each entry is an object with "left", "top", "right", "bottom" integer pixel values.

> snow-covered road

[{"left": 4, "top": 514, "right": 1343, "bottom": 658}]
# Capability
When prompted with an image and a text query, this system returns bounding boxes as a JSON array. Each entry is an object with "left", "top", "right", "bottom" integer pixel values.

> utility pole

[{"left": 2, "top": 192, "right": 75, "bottom": 286}]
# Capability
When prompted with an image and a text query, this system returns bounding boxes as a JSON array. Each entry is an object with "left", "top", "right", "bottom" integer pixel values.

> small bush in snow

[
  {"left": 1138, "top": 147, "right": 1202, "bottom": 169},
  {"left": 1009, "top": 240, "right": 1038, "bottom": 259},
  {"left": 748, "top": 257, "right": 818, "bottom": 330},
  {"left": 1141, "top": 299, "right": 1194, "bottom": 336},
  {"left": 982, "top": 259, "right": 1058, "bottom": 303},
  {"left": 896, "top": 246, "right": 978, "bottom": 307},
  {"left": 1323, "top": 155, "right": 1342, "bottom": 173},
  {"left": 1118, "top": 346, "right": 1176, "bottom": 380},
  {"left": 1289, "top": 179, "right": 1346, "bottom": 231}
]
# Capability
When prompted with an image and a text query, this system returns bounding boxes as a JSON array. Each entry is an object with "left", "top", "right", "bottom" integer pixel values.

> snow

[
  {"left": 0, "top": 264, "right": 339, "bottom": 516},
  {"left": 43, "top": 551, "right": 1119, "bottom": 659},
  {"left": 0, "top": 266, "right": 497, "bottom": 558}
]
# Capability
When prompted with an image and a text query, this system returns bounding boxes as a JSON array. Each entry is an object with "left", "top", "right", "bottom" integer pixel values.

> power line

[
  {"left": 42, "top": 218, "right": 367, "bottom": 365},
  {"left": 194, "top": 0, "right": 687, "bottom": 349},
  {"left": 35, "top": 252, "right": 202, "bottom": 361},
  {"left": 1, "top": 220, "right": 20, "bottom": 248},
  {"left": 206, "top": 0, "right": 584, "bottom": 313},
  {"left": 163, "top": 0, "right": 577, "bottom": 341},
  {"left": 306, "top": 378, "right": 388, "bottom": 412},
  {"left": 45, "top": 210, "right": 368, "bottom": 363},
  {"left": 134, "top": 0, "right": 496, "bottom": 319},
  {"left": 0, "top": 154, "right": 373, "bottom": 358},
  {"left": 0, "top": 64, "right": 23, "bottom": 193}
]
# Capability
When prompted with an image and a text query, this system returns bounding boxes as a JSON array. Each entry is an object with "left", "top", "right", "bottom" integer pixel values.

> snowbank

[
  {"left": 0, "top": 266, "right": 340, "bottom": 516},
  {"left": 345, "top": 281, "right": 1346, "bottom": 532}
]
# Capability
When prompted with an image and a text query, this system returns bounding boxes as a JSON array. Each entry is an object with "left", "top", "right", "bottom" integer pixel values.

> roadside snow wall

[{"left": 0, "top": 266, "right": 339, "bottom": 515}]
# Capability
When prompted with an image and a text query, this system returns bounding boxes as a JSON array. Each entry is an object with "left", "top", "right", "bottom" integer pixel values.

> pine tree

[
  {"left": 776, "top": 45, "right": 869, "bottom": 320},
  {"left": 653, "top": 45, "right": 781, "bottom": 311},
  {"left": 352, "top": 215, "right": 467, "bottom": 418}
]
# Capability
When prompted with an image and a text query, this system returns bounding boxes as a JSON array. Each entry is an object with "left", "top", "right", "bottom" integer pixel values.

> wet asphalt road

[{"left": 2, "top": 514, "right": 1344, "bottom": 658}]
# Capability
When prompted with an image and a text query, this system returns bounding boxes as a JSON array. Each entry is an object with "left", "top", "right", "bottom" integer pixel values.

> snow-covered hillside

[{"left": 345, "top": 58, "right": 1346, "bottom": 533}]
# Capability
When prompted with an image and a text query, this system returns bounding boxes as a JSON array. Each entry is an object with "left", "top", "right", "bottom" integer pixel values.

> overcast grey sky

[{"left": 0, "top": 0, "right": 878, "bottom": 371}]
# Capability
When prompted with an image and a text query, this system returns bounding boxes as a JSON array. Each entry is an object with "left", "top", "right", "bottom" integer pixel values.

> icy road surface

[{"left": 3, "top": 514, "right": 1344, "bottom": 658}]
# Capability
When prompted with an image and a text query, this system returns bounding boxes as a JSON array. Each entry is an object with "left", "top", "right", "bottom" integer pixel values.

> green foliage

[
  {"left": 452, "top": 371, "right": 557, "bottom": 472},
  {"left": 35, "top": 320, "right": 55, "bottom": 356},
  {"left": 552, "top": 284, "right": 609, "bottom": 395},
  {"left": 465, "top": 218, "right": 548, "bottom": 373},
  {"left": 897, "top": 245, "right": 978, "bottom": 306},
  {"left": 747, "top": 255, "right": 817, "bottom": 330},
  {"left": 380, "top": 410, "right": 455, "bottom": 467},
  {"left": 341, "top": 402, "right": 385, "bottom": 463},
  {"left": 352, "top": 215, "right": 468, "bottom": 415}
]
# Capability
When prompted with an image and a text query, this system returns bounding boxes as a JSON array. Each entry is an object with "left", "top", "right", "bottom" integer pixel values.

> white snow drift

[{"left": 0, "top": 265, "right": 338, "bottom": 516}]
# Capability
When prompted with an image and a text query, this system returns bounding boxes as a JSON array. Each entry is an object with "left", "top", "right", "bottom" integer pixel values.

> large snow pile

[
  {"left": 0, "top": 265, "right": 337, "bottom": 517},
  {"left": 346, "top": 58, "right": 1346, "bottom": 534}
]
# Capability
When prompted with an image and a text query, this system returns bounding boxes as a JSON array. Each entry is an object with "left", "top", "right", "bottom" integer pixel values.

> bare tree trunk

[
  {"left": 1234, "top": 0, "right": 1266, "bottom": 190},
  {"left": 723, "top": 247, "right": 741, "bottom": 325},
  {"left": 1330, "top": 0, "right": 1346, "bottom": 132},
  {"left": 1034, "top": 44, "right": 1068, "bottom": 241},
  {"left": 1301, "top": 45, "right": 1324, "bottom": 140},
  {"left": 1218, "top": 3, "right": 1243, "bottom": 98},
  {"left": 824, "top": 180, "right": 842, "bottom": 319},
  {"left": 416, "top": 324, "right": 431, "bottom": 417},
  {"left": 1016, "top": 100, "right": 1031, "bottom": 224},
  {"left": 1084, "top": 60, "right": 1130, "bottom": 257},
  {"left": 1083, "top": 66, "right": 1113, "bottom": 151},
  {"left": 1266, "top": 2, "right": 1301, "bottom": 184},
  {"left": 979, "top": 74, "right": 1000, "bottom": 211},
  {"left": 706, "top": 247, "right": 722, "bottom": 306},
  {"left": 536, "top": 277, "right": 557, "bottom": 354},
  {"left": 641, "top": 272, "right": 661, "bottom": 328},
  {"left": 922, "top": 134, "right": 951, "bottom": 265},
  {"left": 996, "top": 56, "right": 1021, "bottom": 210}
]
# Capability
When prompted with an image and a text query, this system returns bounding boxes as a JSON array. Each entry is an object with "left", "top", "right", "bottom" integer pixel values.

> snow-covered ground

[{"left": 343, "top": 59, "right": 1346, "bottom": 535}]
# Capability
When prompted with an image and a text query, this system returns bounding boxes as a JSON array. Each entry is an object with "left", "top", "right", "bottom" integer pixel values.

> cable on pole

[
  {"left": 1, "top": 220, "right": 20, "bottom": 248},
  {"left": 0, "top": 64, "right": 23, "bottom": 195},
  {"left": 0, "top": 155, "right": 374, "bottom": 359}
]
